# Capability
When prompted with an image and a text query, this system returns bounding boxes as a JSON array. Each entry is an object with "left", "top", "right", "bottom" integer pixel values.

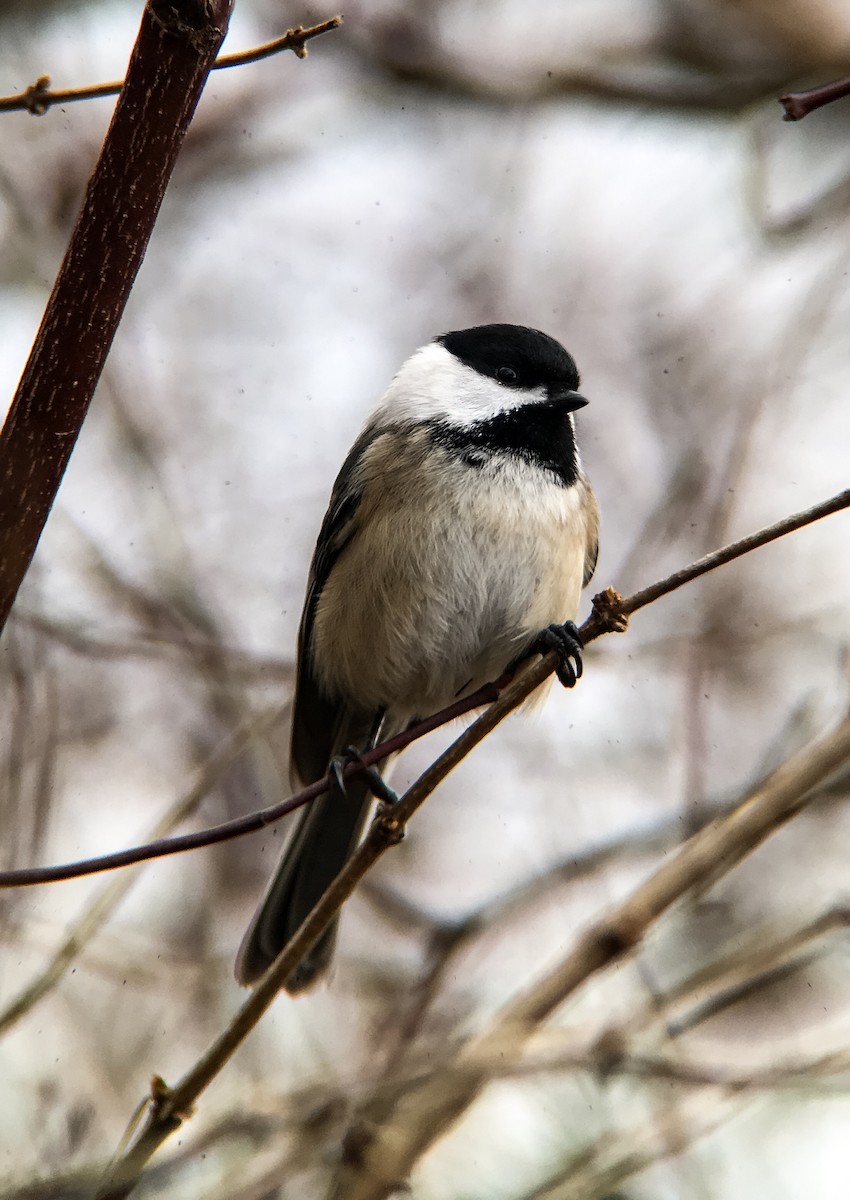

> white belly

[{"left": 310, "top": 437, "right": 592, "bottom": 716}]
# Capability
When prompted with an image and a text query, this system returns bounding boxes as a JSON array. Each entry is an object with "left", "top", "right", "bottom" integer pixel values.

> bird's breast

[{"left": 310, "top": 432, "right": 591, "bottom": 715}]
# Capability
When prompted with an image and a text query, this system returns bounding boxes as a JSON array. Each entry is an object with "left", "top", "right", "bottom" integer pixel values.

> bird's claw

[
  {"left": 534, "top": 620, "right": 584, "bottom": 688},
  {"left": 329, "top": 746, "right": 399, "bottom": 806}
]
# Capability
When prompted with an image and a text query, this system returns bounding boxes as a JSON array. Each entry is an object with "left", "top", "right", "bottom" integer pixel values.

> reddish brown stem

[
  {"left": 779, "top": 74, "right": 850, "bottom": 121},
  {"left": 0, "top": 0, "right": 233, "bottom": 633}
]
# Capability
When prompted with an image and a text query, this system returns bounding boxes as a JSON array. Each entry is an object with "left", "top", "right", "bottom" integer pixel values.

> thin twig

[
  {"left": 0, "top": 18, "right": 342, "bottom": 116},
  {"left": 780, "top": 74, "right": 850, "bottom": 121},
  {"left": 520, "top": 1091, "right": 735, "bottom": 1200},
  {"left": 582, "top": 485, "right": 850, "bottom": 640},
  {"left": 3, "top": 482, "right": 847, "bottom": 890},
  {"left": 362, "top": 817, "right": 689, "bottom": 1077},
  {"left": 12, "top": 608, "right": 294, "bottom": 682},
  {"left": 0, "top": 684, "right": 499, "bottom": 888},
  {"left": 213, "top": 17, "right": 342, "bottom": 68},
  {"left": 651, "top": 906, "right": 850, "bottom": 1040}
]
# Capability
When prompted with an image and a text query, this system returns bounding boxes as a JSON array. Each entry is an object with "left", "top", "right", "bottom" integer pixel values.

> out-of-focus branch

[
  {"left": 330, "top": 712, "right": 850, "bottom": 1200},
  {"left": 0, "top": 1111, "right": 279, "bottom": 1200},
  {"left": 13, "top": 608, "right": 294, "bottom": 682},
  {"left": 355, "top": 8, "right": 803, "bottom": 114},
  {"left": 0, "top": 0, "right": 239, "bottom": 641},
  {"left": 361, "top": 818, "right": 686, "bottom": 1072},
  {"left": 780, "top": 74, "right": 850, "bottom": 121},
  {"left": 0, "top": 17, "right": 342, "bottom": 116},
  {"left": 358, "top": 915, "right": 850, "bottom": 1097},
  {"left": 364, "top": 806, "right": 847, "bottom": 1077},
  {"left": 521, "top": 1090, "right": 734, "bottom": 1200},
  {"left": 0, "top": 705, "right": 284, "bottom": 1037},
  {"left": 417, "top": 1035, "right": 850, "bottom": 1094},
  {"left": 655, "top": 906, "right": 850, "bottom": 1039}
]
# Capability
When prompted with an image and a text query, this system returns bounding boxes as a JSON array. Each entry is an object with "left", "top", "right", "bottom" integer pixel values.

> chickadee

[{"left": 236, "top": 324, "right": 599, "bottom": 991}]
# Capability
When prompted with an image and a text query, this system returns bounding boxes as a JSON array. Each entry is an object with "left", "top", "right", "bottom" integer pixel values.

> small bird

[{"left": 236, "top": 324, "right": 599, "bottom": 991}]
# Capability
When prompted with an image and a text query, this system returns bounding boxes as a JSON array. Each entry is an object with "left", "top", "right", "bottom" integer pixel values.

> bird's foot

[
  {"left": 329, "top": 746, "right": 400, "bottom": 806},
  {"left": 534, "top": 620, "right": 583, "bottom": 688}
]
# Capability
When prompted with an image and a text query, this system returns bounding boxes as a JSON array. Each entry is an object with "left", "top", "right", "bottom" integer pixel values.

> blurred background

[{"left": 1, "top": 1, "right": 850, "bottom": 1196}]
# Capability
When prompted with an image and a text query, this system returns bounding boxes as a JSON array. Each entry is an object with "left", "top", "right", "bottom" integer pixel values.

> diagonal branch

[
  {"left": 0, "top": 685, "right": 500, "bottom": 888},
  {"left": 581, "top": 484, "right": 850, "bottom": 639},
  {"left": 95, "top": 482, "right": 850, "bottom": 1194},
  {"left": 0, "top": 0, "right": 235, "bottom": 635}
]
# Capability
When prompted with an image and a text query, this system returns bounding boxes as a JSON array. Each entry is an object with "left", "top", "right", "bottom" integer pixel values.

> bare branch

[
  {"left": 212, "top": 17, "right": 342, "bottom": 68},
  {"left": 654, "top": 907, "right": 850, "bottom": 1040},
  {"left": 1, "top": 483, "right": 847, "bottom": 887},
  {"left": 412, "top": 1036, "right": 850, "bottom": 1094},
  {"left": 0, "top": 478, "right": 842, "bottom": 1192},
  {"left": 0, "top": 687, "right": 498, "bottom": 888},
  {"left": 12, "top": 608, "right": 294, "bottom": 682},
  {"left": 581, "top": 485, "right": 850, "bottom": 641},
  {"left": 0, "top": 0, "right": 234, "bottom": 635},
  {"left": 0, "top": 17, "right": 342, "bottom": 116},
  {"left": 519, "top": 1091, "right": 734, "bottom": 1200},
  {"left": 102, "top": 541, "right": 850, "bottom": 1193},
  {"left": 780, "top": 74, "right": 850, "bottom": 121}
]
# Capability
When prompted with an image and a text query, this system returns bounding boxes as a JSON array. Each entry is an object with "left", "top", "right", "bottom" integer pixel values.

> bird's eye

[{"left": 496, "top": 366, "right": 518, "bottom": 383}]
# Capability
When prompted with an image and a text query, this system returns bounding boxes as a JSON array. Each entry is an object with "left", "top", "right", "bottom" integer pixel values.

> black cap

[{"left": 437, "top": 324, "right": 580, "bottom": 394}]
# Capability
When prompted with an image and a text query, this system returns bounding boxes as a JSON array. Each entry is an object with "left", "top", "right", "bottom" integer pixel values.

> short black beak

[{"left": 549, "top": 386, "right": 588, "bottom": 412}]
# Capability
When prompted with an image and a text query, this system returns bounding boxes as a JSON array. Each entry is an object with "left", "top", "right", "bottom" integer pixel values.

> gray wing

[
  {"left": 238, "top": 426, "right": 394, "bottom": 989},
  {"left": 290, "top": 425, "right": 381, "bottom": 785},
  {"left": 581, "top": 481, "right": 600, "bottom": 589}
]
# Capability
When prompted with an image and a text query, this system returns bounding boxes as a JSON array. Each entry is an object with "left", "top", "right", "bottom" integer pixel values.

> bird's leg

[
  {"left": 533, "top": 620, "right": 584, "bottom": 688},
  {"left": 329, "top": 746, "right": 400, "bottom": 806}
]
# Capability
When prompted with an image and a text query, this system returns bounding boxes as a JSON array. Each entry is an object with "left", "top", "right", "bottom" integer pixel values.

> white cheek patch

[{"left": 374, "top": 343, "right": 546, "bottom": 426}]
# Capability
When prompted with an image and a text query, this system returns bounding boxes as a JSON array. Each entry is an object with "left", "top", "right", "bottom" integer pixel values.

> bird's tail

[{"left": 235, "top": 714, "right": 394, "bottom": 991}]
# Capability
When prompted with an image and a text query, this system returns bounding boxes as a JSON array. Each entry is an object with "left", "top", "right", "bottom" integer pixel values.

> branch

[
  {"left": 329, "top": 714, "right": 850, "bottom": 1199},
  {"left": 12, "top": 607, "right": 294, "bottom": 682},
  {"left": 94, "top": 482, "right": 850, "bottom": 1194},
  {"left": 3, "top": 481, "right": 847, "bottom": 890},
  {"left": 525, "top": 1093, "right": 732, "bottom": 1200},
  {"left": 654, "top": 906, "right": 850, "bottom": 1040},
  {"left": 0, "top": 706, "right": 283, "bottom": 1037},
  {"left": 0, "top": 0, "right": 234, "bottom": 635},
  {"left": 360, "top": 818, "right": 682, "bottom": 1066},
  {"left": 410, "top": 1036, "right": 850, "bottom": 1094},
  {"left": 779, "top": 74, "right": 850, "bottom": 121},
  {"left": 581, "top": 484, "right": 850, "bottom": 641},
  {"left": 0, "top": 685, "right": 500, "bottom": 888},
  {"left": 0, "top": 17, "right": 342, "bottom": 115}
]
